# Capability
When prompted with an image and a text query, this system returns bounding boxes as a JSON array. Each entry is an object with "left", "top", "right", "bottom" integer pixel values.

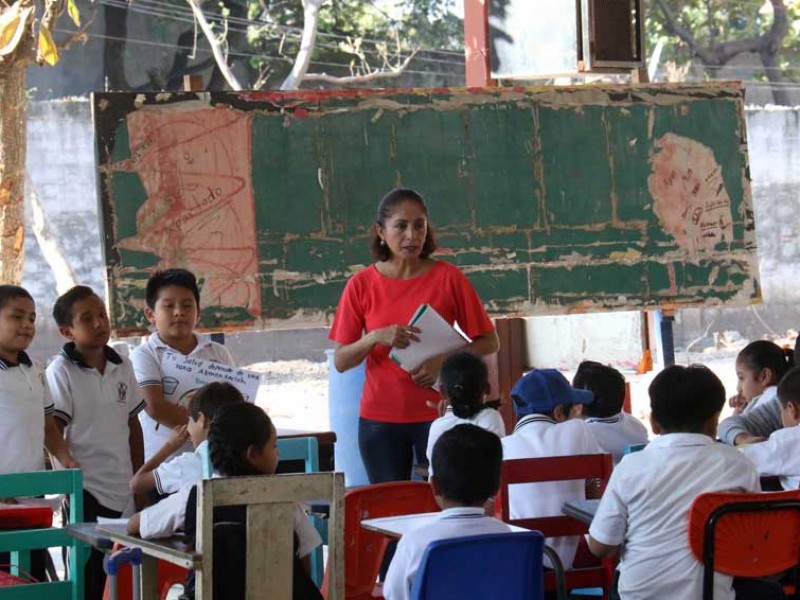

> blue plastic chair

[
  {"left": 0, "top": 469, "right": 86, "bottom": 600},
  {"left": 410, "top": 531, "right": 545, "bottom": 600}
]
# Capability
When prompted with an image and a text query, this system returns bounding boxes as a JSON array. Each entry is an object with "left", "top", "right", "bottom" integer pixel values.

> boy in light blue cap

[{"left": 502, "top": 368, "right": 604, "bottom": 570}]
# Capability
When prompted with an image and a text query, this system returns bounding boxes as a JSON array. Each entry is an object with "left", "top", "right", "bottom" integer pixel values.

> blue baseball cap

[{"left": 511, "top": 369, "right": 595, "bottom": 417}]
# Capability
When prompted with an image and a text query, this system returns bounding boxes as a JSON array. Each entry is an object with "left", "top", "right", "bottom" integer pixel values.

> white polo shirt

[
  {"left": 585, "top": 412, "right": 649, "bottom": 464},
  {"left": 426, "top": 407, "right": 506, "bottom": 474},
  {"left": 47, "top": 344, "right": 146, "bottom": 513},
  {"left": 130, "top": 333, "right": 235, "bottom": 460},
  {"left": 383, "top": 507, "right": 515, "bottom": 600},
  {"left": 589, "top": 433, "right": 760, "bottom": 600},
  {"left": 741, "top": 425, "right": 800, "bottom": 490},
  {"left": 501, "top": 415, "right": 604, "bottom": 569},
  {"left": 0, "top": 352, "right": 53, "bottom": 474},
  {"left": 153, "top": 440, "right": 206, "bottom": 495}
]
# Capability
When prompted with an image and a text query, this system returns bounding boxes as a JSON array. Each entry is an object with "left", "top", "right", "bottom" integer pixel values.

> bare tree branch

[
  {"left": 185, "top": 0, "right": 242, "bottom": 90},
  {"left": 56, "top": 3, "right": 97, "bottom": 52},
  {"left": 301, "top": 52, "right": 417, "bottom": 84},
  {"left": 280, "top": 0, "right": 323, "bottom": 90}
]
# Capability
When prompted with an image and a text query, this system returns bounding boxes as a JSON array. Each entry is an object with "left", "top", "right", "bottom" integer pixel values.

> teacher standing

[{"left": 330, "top": 188, "right": 499, "bottom": 484}]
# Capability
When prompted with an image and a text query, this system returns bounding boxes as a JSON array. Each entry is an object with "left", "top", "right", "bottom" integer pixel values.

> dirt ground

[{"left": 245, "top": 351, "right": 749, "bottom": 438}]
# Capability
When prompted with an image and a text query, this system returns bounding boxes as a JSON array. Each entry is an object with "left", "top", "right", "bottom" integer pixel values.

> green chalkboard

[{"left": 93, "top": 83, "right": 758, "bottom": 335}]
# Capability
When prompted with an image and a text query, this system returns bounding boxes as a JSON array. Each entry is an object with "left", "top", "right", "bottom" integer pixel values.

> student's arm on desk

[
  {"left": 127, "top": 512, "right": 142, "bottom": 535},
  {"left": 141, "top": 385, "right": 189, "bottom": 430},
  {"left": 718, "top": 397, "right": 782, "bottom": 446}
]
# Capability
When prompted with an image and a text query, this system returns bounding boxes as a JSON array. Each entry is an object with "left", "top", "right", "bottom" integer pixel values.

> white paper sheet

[{"left": 389, "top": 304, "right": 470, "bottom": 372}]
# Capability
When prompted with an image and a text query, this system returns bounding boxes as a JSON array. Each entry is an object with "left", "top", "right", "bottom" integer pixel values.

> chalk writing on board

[
  {"left": 114, "top": 109, "right": 261, "bottom": 317},
  {"left": 648, "top": 133, "right": 734, "bottom": 253}
]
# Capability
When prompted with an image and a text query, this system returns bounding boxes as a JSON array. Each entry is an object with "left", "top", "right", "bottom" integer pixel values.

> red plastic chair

[
  {"left": 689, "top": 490, "right": 800, "bottom": 600},
  {"left": 495, "top": 454, "right": 615, "bottom": 599},
  {"left": 102, "top": 542, "right": 188, "bottom": 600},
  {"left": 321, "top": 481, "right": 440, "bottom": 600}
]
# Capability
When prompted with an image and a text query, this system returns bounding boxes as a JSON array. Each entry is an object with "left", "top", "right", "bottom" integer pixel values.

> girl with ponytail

[
  {"left": 424, "top": 352, "right": 506, "bottom": 475},
  {"left": 181, "top": 403, "right": 323, "bottom": 599},
  {"left": 735, "top": 340, "right": 795, "bottom": 414}
]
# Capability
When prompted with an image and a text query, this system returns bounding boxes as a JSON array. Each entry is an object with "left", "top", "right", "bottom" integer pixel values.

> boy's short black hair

[
  {"left": 53, "top": 285, "right": 100, "bottom": 327},
  {"left": 573, "top": 361, "right": 626, "bottom": 418},
  {"left": 649, "top": 364, "right": 725, "bottom": 433},
  {"left": 145, "top": 269, "right": 200, "bottom": 309},
  {"left": 777, "top": 367, "right": 800, "bottom": 408},
  {"left": 0, "top": 285, "right": 33, "bottom": 312},
  {"left": 432, "top": 424, "right": 502, "bottom": 505},
  {"left": 188, "top": 382, "right": 245, "bottom": 421}
]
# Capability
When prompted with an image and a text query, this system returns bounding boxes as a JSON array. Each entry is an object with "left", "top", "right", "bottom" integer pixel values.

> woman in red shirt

[{"left": 330, "top": 188, "right": 499, "bottom": 483}]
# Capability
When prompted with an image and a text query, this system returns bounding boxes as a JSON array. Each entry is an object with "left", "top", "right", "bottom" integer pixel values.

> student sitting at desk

[
  {"left": 572, "top": 361, "right": 648, "bottom": 463},
  {"left": 741, "top": 367, "right": 800, "bottom": 490},
  {"left": 425, "top": 351, "right": 505, "bottom": 475},
  {"left": 501, "top": 369, "right": 602, "bottom": 570},
  {"left": 587, "top": 365, "right": 783, "bottom": 600},
  {"left": 384, "top": 424, "right": 514, "bottom": 600},
  {"left": 126, "top": 382, "right": 244, "bottom": 539},
  {"left": 181, "top": 403, "right": 322, "bottom": 600}
]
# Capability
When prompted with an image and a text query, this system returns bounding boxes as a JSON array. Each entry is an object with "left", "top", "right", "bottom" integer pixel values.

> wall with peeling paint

[{"left": 93, "top": 84, "right": 758, "bottom": 336}]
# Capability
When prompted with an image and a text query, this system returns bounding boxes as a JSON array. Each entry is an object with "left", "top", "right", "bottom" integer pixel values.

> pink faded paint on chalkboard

[{"left": 115, "top": 108, "right": 262, "bottom": 317}]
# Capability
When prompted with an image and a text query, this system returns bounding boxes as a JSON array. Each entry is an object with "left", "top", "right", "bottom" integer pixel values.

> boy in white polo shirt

[
  {"left": 0, "top": 285, "right": 76, "bottom": 581},
  {"left": 588, "top": 365, "right": 783, "bottom": 600},
  {"left": 572, "top": 361, "right": 648, "bottom": 463},
  {"left": 126, "top": 383, "right": 244, "bottom": 540},
  {"left": 47, "top": 285, "right": 146, "bottom": 600},
  {"left": 384, "top": 424, "right": 514, "bottom": 600},
  {"left": 129, "top": 381, "right": 244, "bottom": 498},
  {"left": 501, "top": 368, "right": 603, "bottom": 570},
  {"left": 130, "top": 269, "right": 235, "bottom": 463}
]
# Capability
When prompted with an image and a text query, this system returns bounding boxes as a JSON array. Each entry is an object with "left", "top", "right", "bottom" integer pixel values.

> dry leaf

[
  {"left": 0, "top": 3, "right": 33, "bottom": 57},
  {"left": 37, "top": 25, "right": 58, "bottom": 65},
  {"left": 67, "top": 0, "right": 80, "bottom": 27}
]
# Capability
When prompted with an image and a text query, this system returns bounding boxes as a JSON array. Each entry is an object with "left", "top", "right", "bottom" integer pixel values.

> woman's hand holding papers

[
  {"left": 411, "top": 354, "right": 445, "bottom": 388},
  {"left": 370, "top": 324, "right": 421, "bottom": 350}
]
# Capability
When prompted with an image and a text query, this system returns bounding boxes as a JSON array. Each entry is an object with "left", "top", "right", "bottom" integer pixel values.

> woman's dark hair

[
  {"left": 370, "top": 188, "right": 437, "bottom": 261},
  {"left": 737, "top": 340, "right": 795, "bottom": 385},
  {"left": 440, "top": 351, "right": 489, "bottom": 419},
  {"left": 208, "top": 403, "right": 274, "bottom": 477}
]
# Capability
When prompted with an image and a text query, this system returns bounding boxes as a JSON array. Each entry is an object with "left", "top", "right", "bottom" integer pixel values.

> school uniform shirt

[
  {"left": 589, "top": 433, "right": 760, "bottom": 600},
  {"left": 426, "top": 407, "right": 506, "bottom": 475},
  {"left": 154, "top": 440, "right": 206, "bottom": 495},
  {"left": 585, "top": 412, "right": 649, "bottom": 464},
  {"left": 0, "top": 352, "right": 53, "bottom": 474},
  {"left": 741, "top": 425, "right": 800, "bottom": 490},
  {"left": 501, "top": 415, "right": 604, "bottom": 569},
  {"left": 329, "top": 261, "right": 495, "bottom": 424},
  {"left": 743, "top": 385, "right": 777, "bottom": 414},
  {"left": 47, "top": 343, "right": 146, "bottom": 513},
  {"left": 383, "top": 507, "right": 515, "bottom": 600},
  {"left": 130, "top": 333, "right": 235, "bottom": 460}
]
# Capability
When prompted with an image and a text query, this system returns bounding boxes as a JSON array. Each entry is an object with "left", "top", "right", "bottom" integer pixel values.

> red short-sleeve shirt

[{"left": 329, "top": 261, "right": 495, "bottom": 423}]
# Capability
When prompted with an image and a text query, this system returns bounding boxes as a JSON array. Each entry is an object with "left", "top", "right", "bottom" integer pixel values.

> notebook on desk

[{"left": 390, "top": 304, "right": 470, "bottom": 372}]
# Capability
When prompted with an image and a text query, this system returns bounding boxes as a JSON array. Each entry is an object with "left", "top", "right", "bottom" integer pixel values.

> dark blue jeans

[{"left": 358, "top": 418, "right": 433, "bottom": 484}]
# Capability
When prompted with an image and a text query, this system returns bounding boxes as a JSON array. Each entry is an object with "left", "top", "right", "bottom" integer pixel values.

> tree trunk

[
  {"left": 103, "top": 3, "right": 130, "bottom": 89},
  {"left": 0, "top": 62, "right": 28, "bottom": 285}
]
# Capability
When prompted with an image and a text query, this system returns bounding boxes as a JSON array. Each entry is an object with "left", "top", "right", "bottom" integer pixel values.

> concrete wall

[{"left": 21, "top": 100, "right": 800, "bottom": 366}]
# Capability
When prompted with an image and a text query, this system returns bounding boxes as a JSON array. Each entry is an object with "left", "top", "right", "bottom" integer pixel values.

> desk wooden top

[{"left": 97, "top": 523, "right": 201, "bottom": 570}]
